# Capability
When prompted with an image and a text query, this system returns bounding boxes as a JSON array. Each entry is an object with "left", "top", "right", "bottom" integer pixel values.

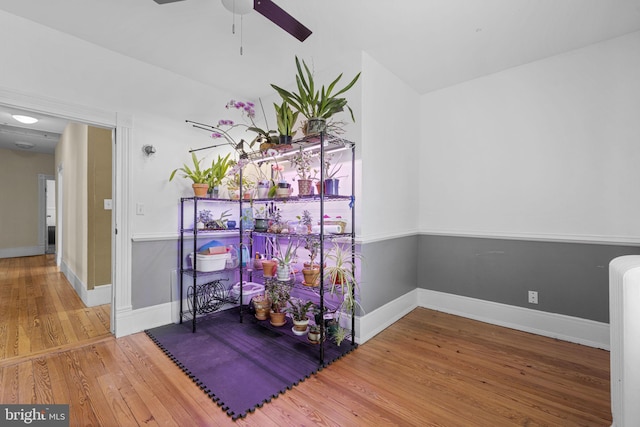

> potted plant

[
  {"left": 307, "top": 324, "right": 321, "bottom": 344},
  {"left": 271, "top": 56, "right": 361, "bottom": 136},
  {"left": 274, "top": 100, "right": 299, "bottom": 145},
  {"left": 207, "top": 153, "right": 233, "bottom": 198},
  {"left": 284, "top": 298, "right": 314, "bottom": 335},
  {"left": 252, "top": 294, "right": 271, "bottom": 321},
  {"left": 299, "top": 209, "right": 313, "bottom": 232},
  {"left": 290, "top": 148, "right": 318, "bottom": 196},
  {"left": 226, "top": 172, "right": 254, "bottom": 200},
  {"left": 201, "top": 99, "right": 278, "bottom": 156},
  {"left": 211, "top": 209, "right": 231, "bottom": 230},
  {"left": 253, "top": 204, "right": 269, "bottom": 232},
  {"left": 196, "top": 209, "right": 214, "bottom": 230},
  {"left": 268, "top": 238, "right": 300, "bottom": 281},
  {"left": 324, "top": 243, "right": 361, "bottom": 341},
  {"left": 169, "top": 152, "right": 211, "bottom": 197},
  {"left": 301, "top": 235, "right": 320, "bottom": 286},
  {"left": 331, "top": 323, "right": 350, "bottom": 346},
  {"left": 320, "top": 152, "right": 343, "bottom": 196},
  {"left": 266, "top": 281, "right": 291, "bottom": 327}
]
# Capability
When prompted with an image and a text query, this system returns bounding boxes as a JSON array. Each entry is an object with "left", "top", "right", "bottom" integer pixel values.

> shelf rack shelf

[{"left": 177, "top": 132, "right": 357, "bottom": 363}]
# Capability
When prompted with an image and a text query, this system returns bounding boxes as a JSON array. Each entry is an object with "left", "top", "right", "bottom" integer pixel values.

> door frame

[
  {"left": 37, "top": 174, "right": 56, "bottom": 254},
  {"left": 0, "top": 87, "right": 133, "bottom": 337}
]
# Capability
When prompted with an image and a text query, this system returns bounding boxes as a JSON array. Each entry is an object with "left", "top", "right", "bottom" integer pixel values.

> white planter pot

[{"left": 276, "top": 264, "right": 291, "bottom": 281}]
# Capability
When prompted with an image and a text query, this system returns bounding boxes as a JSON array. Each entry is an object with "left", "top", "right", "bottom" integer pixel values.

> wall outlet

[
  {"left": 528, "top": 290, "right": 538, "bottom": 304},
  {"left": 136, "top": 203, "right": 145, "bottom": 215}
]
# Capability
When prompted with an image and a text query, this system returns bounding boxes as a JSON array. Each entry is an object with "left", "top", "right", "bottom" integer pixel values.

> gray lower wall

[
  {"left": 360, "top": 235, "right": 418, "bottom": 313},
  {"left": 131, "top": 233, "right": 637, "bottom": 325},
  {"left": 131, "top": 235, "right": 418, "bottom": 315},
  {"left": 418, "top": 234, "right": 640, "bottom": 323},
  {"left": 132, "top": 239, "right": 179, "bottom": 309}
]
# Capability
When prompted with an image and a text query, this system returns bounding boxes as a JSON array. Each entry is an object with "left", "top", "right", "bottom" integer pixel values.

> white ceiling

[
  {"left": 1, "top": 0, "right": 640, "bottom": 152},
  {"left": 0, "top": 107, "right": 66, "bottom": 154}
]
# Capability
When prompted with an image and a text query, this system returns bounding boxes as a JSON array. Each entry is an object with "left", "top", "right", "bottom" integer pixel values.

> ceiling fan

[{"left": 153, "top": 0, "right": 312, "bottom": 42}]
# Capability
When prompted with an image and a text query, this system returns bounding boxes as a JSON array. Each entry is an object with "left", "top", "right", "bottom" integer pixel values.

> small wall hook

[{"left": 142, "top": 145, "right": 156, "bottom": 156}]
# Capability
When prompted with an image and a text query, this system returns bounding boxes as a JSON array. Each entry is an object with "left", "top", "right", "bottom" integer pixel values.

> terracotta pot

[
  {"left": 252, "top": 297, "right": 271, "bottom": 321},
  {"left": 261, "top": 260, "right": 277, "bottom": 277},
  {"left": 302, "top": 268, "right": 320, "bottom": 286},
  {"left": 269, "top": 311, "right": 287, "bottom": 327},
  {"left": 192, "top": 183, "right": 209, "bottom": 197}
]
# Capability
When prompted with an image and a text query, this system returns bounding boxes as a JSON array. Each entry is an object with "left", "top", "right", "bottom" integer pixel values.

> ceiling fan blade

[
  {"left": 153, "top": 0, "right": 185, "bottom": 4},
  {"left": 253, "top": 0, "right": 312, "bottom": 42}
]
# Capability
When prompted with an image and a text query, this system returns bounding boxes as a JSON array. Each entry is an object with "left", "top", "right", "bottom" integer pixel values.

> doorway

[
  {"left": 0, "top": 90, "right": 132, "bottom": 338},
  {"left": 43, "top": 176, "right": 56, "bottom": 254}
]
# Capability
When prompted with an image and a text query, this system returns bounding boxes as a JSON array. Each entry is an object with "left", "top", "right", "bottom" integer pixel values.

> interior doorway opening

[{"left": 45, "top": 177, "right": 56, "bottom": 254}]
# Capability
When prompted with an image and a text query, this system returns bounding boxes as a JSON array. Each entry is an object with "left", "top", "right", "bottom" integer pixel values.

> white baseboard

[
  {"left": 0, "top": 246, "right": 43, "bottom": 259},
  {"left": 418, "top": 289, "right": 609, "bottom": 350},
  {"left": 356, "top": 290, "right": 418, "bottom": 344},
  {"left": 87, "top": 284, "right": 112, "bottom": 307},
  {"left": 115, "top": 303, "right": 173, "bottom": 338},
  {"left": 115, "top": 288, "right": 609, "bottom": 351},
  {"left": 60, "top": 261, "right": 112, "bottom": 307},
  {"left": 355, "top": 289, "right": 609, "bottom": 349}
]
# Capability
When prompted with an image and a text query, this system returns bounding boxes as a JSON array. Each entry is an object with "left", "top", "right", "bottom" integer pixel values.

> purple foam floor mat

[{"left": 145, "top": 307, "right": 357, "bottom": 420}]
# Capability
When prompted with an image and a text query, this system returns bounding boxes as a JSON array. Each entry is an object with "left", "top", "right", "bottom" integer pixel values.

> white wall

[
  {"left": 360, "top": 52, "right": 420, "bottom": 242},
  {"left": 419, "top": 31, "right": 640, "bottom": 244},
  {"left": 0, "top": 10, "right": 242, "bottom": 239}
]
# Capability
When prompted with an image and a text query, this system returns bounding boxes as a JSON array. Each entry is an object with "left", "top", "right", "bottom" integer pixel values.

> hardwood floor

[
  {"left": 0, "top": 255, "right": 611, "bottom": 426},
  {"left": 0, "top": 255, "right": 111, "bottom": 364}
]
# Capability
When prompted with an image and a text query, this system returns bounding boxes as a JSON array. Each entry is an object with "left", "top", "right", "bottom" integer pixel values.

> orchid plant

[
  {"left": 322, "top": 152, "right": 343, "bottom": 180},
  {"left": 208, "top": 100, "right": 278, "bottom": 156}
]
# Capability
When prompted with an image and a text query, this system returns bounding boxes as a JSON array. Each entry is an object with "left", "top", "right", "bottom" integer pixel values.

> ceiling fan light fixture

[
  {"left": 221, "top": 0, "right": 253, "bottom": 15},
  {"left": 12, "top": 114, "right": 39, "bottom": 124}
]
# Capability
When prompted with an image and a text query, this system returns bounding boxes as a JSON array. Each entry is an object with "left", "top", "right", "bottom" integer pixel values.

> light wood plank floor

[
  {"left": 0, "top": 255, "right": 611, "bottom": 426},
  {"left": 0, "top": 255, "right": 111, "bottom": 365}
]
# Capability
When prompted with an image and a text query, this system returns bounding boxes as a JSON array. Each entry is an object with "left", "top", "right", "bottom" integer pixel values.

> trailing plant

[
  {"left": 266, "top": 282, "right": 291, "bottom": 313},
  {"left": 324, "top": 242, "right": 362, "bottom": 318}
]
